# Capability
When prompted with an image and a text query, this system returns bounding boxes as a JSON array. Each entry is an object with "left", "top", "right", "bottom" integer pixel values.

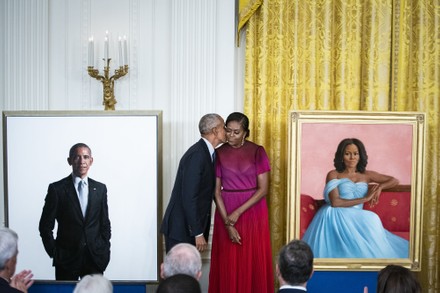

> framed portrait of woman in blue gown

[{"left": 286, "top": 111, "right": 425, "bottom": 271}]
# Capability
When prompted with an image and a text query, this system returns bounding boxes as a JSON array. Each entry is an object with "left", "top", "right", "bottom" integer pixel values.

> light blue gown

[{"left": 302, "top": 178, "right": 409, "bottom": 258}]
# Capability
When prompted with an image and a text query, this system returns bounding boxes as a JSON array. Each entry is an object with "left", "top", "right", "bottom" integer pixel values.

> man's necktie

[
  {"left": 78, "top": 180, "right": 87, "bottom": 216},
  {"left": 212, "top": 152, "right": 216, "bottom": 163}
]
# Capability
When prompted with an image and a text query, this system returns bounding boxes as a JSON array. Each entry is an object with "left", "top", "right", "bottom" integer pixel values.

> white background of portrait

[{"left": 4, "top": 112, "right": 160, "bottom": 282}]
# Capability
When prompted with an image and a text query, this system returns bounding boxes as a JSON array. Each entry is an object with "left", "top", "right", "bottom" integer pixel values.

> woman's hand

[
  {"left": 366, "top": 184, "right": 382, "bottom": 207},
  {"left": 226, "top": 226, "right": 242, "bottom": 245},
  {"left": 226, "top": 210, "right": 241, "bottom": 226},
  {"left": 10, "top": 269, "right": 34, "bottom": 293}
]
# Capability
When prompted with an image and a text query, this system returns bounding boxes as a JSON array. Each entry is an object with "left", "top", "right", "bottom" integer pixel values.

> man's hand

[{"left": 195, "top": 235, "right": 208, "bottom": 252}]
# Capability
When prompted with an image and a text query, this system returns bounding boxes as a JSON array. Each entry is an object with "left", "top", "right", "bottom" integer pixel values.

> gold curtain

[
  {"left": 243, "top": 0, "right": 440, "bottom": 291},
  {"left": 237, "top": 0, "right": 263, "bottom": 36}
]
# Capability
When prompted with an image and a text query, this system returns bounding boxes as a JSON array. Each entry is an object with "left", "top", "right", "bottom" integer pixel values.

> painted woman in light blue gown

[{"left": 302, "top": 138, "right": 409, "bottom": 258}]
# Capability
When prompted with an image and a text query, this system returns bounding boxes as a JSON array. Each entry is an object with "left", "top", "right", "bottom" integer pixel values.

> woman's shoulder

[
  {"left": 245, "top": 140, "right": 262, "bottom": 148},
  {"left": 326, "top": 170, "right": 339, "bottom": 181},
  {"left": 362, "top": 169, "right": 380, "bottom": 180},
  {"left": 239, "top": 140, "right": 266, "bottom": 153}
]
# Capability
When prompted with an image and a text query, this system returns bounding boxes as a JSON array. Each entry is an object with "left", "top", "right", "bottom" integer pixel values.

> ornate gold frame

[{"left": 286, "top": 111, "right": 425, "bottom": 271}]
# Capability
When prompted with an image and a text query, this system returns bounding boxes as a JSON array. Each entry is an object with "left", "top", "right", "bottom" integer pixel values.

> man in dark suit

[
  {"left": 39, "top": 143, "right": 111, "bottom": 281},
  {"left": 277, "top": 239, "right": 314, "bottom": 292},
  {"left": 0, "top": 227, "right": 34, "bottom": 293},
  {"left": 161, "top": 113, "right": 227, "bottom": 253}
]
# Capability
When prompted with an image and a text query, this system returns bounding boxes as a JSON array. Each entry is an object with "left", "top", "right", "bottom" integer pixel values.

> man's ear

[
  {"left": 4, "top": 256, "right": 16, "bottom": 275},
  {"left": 160, "top": 263, "right": 165, "bottom": 279},
  {"left": 309, "top": 269, "right": 314, "bottom": 280},
  {"left": 196, "top": 270, "right": 202, "bottom": 281},
  {"left": 67, "top": 157, "right": 72, "bottom": 166}
]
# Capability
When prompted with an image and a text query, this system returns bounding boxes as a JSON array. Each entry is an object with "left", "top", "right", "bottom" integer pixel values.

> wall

[
  {"left": 1, "top": 1, "right": 386, "bottom": 292},
  {"left": 1, "top": 0, "right": 239, "bottom": 291}
]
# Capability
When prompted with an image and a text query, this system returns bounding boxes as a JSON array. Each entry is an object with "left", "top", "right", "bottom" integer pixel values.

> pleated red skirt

[{"left": 208, "top": 193, "right": 274, "bottom": 293}]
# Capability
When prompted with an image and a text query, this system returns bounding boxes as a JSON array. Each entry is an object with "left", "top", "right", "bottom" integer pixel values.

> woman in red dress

[{"left": 208, "top": 112, "right": 274, "bottom": 293}]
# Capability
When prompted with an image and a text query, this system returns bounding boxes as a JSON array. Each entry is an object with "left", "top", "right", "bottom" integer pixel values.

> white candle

[
  {"left": 88, "top": 36, "right": 94, "bottom": 67},
  {"left": 118, "top": 36, "right": 123, "bottom": 67},
  {"left": 104, "top": 36, "right": 109, "bottom": 61},
  {"left": 123, "top": 36, "right": 128, "bottom": 65},
  {"left": 88, "top": 37, "right": 91, "bottom": 66}
]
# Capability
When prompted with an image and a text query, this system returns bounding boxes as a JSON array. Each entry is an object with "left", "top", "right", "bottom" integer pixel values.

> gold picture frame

[{"left": 286, "top": 111, "right": 425, "bottom": 271}]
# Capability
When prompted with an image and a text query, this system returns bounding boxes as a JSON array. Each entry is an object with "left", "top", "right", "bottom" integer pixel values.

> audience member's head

[
  {"left": 0, "top": 227, "right": 34, "bottom": 293},
  {"left": 377, "top": 265, "right": 421, "bottom": 293},
  {"left": 160, "top": 243, "right": 202, "bottom": 280},
  {"left": 277, "top": 239, "right": 314, "bottom": 288},
  {"left": 157, "top": 274, "right": 201, "bottom": 293},
  {"left": 73, "top": 274, "right": 113, "bottom": 293},
  {"left": 0, "top": 227, "right": 19, "bottom": 278}
]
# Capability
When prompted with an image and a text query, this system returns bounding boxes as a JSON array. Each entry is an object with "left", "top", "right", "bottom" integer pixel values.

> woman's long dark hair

[{"left": 333, "top": 138, "right": 368, "bottom": 173}]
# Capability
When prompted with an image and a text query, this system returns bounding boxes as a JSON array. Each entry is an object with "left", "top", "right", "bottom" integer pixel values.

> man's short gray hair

[
  {"left": 199, "top": 113, "right": 222, "bottom": 135},
  {"left": 163, "top": 243, "right": 202, "bottom": 279},
  {"left": 73, "top": 274, "right": 113, "bottom": 293},
  {"left": 0, "top": 227, "right": 18, "bottom": 270}
]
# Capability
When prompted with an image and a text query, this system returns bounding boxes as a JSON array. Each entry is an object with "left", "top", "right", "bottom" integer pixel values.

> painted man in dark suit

[
  {"left": 277, "top": 239, "right": 314, "bottom": 293},
  {"left": 39, "top": 143, "right": 111, "bottom": 281},
  {"left": 161, "top": 113, "right": 227, "bottom": 253}
]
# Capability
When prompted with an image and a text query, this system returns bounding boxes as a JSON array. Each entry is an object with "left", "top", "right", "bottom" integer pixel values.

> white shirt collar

[
  {"left": 279, "top": 285, "right": 307, "bottom": 291},
  {"left": 201, "top": 137, "right": 215, "bottom": 157},
  {"left": 72, "top": 174, "right": 88, "bottom": 186}
]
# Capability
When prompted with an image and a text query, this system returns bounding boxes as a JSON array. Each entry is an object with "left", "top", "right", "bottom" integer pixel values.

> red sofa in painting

[{"left": 300, "top": 185, "right": 411, "bottom": 240}]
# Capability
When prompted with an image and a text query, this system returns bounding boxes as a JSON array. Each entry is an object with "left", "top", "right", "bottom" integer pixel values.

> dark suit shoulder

[
  {"left": 181, "top": 139, "right": 210, "bottom": 160},
  {"left": 88, "top": 177, "right": 106, "bottom": 187},
  {"left": 186, "top": 138, "right": 209, "bottom": 152},
  {"left": 48, "top": 175, "right": 73, "bottom": 188},
  {"left": 50, "top": 175, "right": 105, "bottom": 186}
]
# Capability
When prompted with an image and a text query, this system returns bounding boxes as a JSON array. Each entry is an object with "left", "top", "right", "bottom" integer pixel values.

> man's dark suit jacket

[
  {"left": 0, "top": 278, "right": 22, "bottom": 293},
  {"left": 160, "top": 138, "right": 215, "bottom": 245},
  {"left": 39, "top": 175, "right": 111, "bottom": 273}
]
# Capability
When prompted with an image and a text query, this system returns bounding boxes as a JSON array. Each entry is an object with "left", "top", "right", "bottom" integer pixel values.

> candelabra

[
  {"left": 87, "top": 59, "right": 129, "bottom": 111},
  {"left": 87, "top": 32, "right": 129, "bottom": 110}
]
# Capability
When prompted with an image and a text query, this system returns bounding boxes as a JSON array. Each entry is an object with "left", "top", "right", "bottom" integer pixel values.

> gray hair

[
  {"left": 163, "top": 243, "right": 202, "bottom": 279},
  {"left": 198, "top": 113, "right": 222, "bottom": 135},
  {"left": 0, "top": 227, "right": 18, "bottom": 270},
  {"left": 73, "top": 274, "right": 113, "bottom": 293}
]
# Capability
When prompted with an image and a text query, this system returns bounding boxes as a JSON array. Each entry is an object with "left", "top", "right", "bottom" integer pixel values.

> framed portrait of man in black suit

[{"left": 3, "top": 111, "right": 163, "bottom": 282}]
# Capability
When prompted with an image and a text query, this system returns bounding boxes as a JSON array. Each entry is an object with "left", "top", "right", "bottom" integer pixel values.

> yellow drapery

[
  {"left": 243, "top": 0, "right": 439, "bottom": 291},
  {"left": 237, "top": 0, "right": 262, "bottom": 36}
]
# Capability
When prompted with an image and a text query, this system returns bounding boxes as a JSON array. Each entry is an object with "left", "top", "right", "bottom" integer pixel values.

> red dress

[{"left": 208, "top": 141, "right": 274, "bottom": 293}]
